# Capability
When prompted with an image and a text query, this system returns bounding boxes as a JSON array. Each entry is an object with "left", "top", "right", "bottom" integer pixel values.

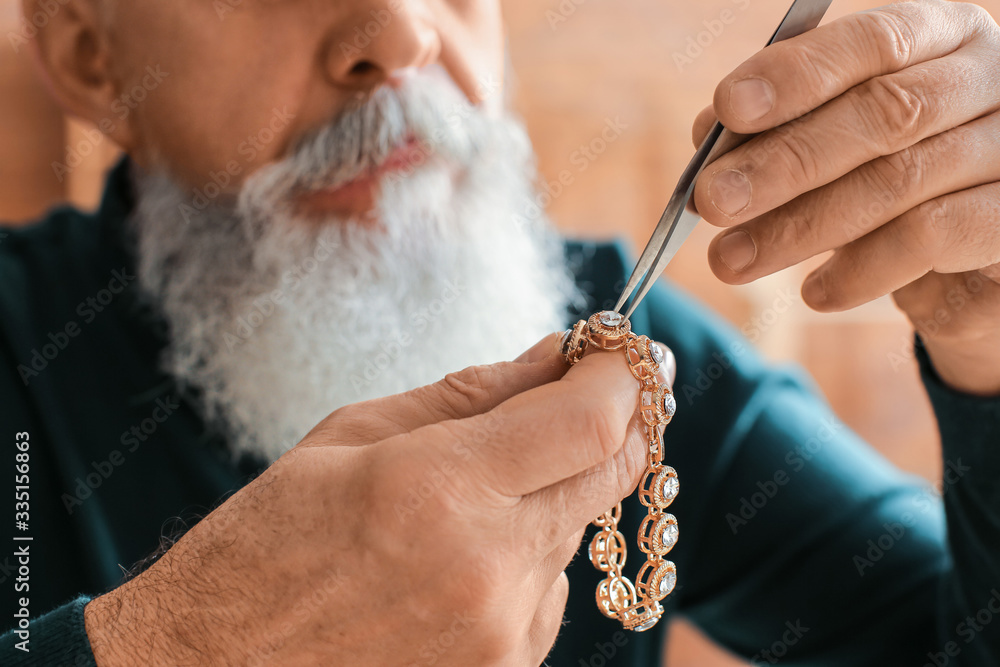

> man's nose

[{"left": 323, "top": 1, "right": 441, "bottom": 91}]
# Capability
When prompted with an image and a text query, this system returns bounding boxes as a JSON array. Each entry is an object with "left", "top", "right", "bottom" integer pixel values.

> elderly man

[{"left": 2, "top": 0, "right": 999, "bottom": 664}]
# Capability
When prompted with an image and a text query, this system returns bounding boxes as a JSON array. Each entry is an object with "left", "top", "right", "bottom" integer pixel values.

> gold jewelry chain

[{"left": 560, "top": 311, "right": 678, "bottom": 633}]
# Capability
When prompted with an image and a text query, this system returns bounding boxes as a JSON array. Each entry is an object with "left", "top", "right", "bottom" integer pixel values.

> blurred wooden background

[{"left": 2, "top": 0, "right": 996, "bottom": 664}]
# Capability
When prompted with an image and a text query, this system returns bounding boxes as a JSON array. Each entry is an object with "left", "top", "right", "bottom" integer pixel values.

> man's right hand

[{"left": 83, "top": 332, "right": 675, "bottom": 666}]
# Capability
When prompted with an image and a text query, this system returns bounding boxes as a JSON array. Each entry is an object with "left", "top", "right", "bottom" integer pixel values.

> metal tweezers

[{"left": 614, "top": 0, "right": 834, "bottom": 320}]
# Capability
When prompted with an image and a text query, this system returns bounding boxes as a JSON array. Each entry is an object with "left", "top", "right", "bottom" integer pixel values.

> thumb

[
  {"left": 303, "top": 332, "right": 568, "bottom": 447},
  {"left": 693, "top": 104, "right": 718, "bottom": 147}
]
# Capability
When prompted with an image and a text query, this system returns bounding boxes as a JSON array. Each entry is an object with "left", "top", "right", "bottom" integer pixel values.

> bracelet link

[{"left": 561, "top": 311, "right": 679, "bottom": 633}]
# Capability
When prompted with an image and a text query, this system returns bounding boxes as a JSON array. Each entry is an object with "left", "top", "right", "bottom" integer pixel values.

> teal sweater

[{"left": 2, "top": 160, "right": 999, "bottom": 666}]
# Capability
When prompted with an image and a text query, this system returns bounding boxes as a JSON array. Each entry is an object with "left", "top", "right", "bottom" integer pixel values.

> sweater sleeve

[
  {"left": 0, "top": 595, "right": 97, "bottom": 667},
  {"left": 914, "top": 335, "right": 1000, "bottom": 665}
]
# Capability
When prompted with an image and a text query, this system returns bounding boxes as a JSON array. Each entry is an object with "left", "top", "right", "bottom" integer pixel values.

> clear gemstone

[
  {"left": 609, "top": 579, "right": 631, "bottom": 609},
  {"left": 658, "top": 569, "right": 676, "bottom": 597},
  {"left": 634, "top": 616, "right": 659, "bottom": 632},
  {"left": 662, "top": 475, "right": 679, "bottom": 501},
  {"left": 599, "top": 311, "right": 624, "bottom": 327},
  {"left": 649, "top": 342, "right": 665, "bottom": 364},
  {"left": 661, "top": 521, "right": 678, "bottom": 550},
  {"left": 662, "top": 392, "right": 677, "bottom": 417}
]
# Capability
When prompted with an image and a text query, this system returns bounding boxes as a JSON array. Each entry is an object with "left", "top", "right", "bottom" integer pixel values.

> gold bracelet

[{"left": 561, "top": 311, "right": 678, "bottom": 633}]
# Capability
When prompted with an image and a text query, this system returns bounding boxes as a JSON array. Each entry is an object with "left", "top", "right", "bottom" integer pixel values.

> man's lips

[{"left": 295, "top": 137, "right": 426, "bottom": 216}]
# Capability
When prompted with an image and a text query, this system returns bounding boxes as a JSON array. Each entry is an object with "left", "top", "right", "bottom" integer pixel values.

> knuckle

[
  {"left": 765, "top": 206, "right": 822, "bottom": 252},
  {"left": 577, "top": 462, "right": 620, "bottom": 508},
  {"left": 900, "top": 199, "right": 950, "bottom": 264},
  {"left": 872, "top": 145, "right": 925, "bottom": 200},
  {"left": 857, "top": 75, "right": 929, "bottom": 152},
  {"left": 438, "top": 364, "right": 499, "bottom": 415},
  {"left": 307, "top": 399, "right": 394, "bottom": 447},
  {"left": 324, "top": 401, "right": 368, "bottom": 432},
  {"left": 958, "top": 2, "right": 995, "bottom": 33},
  {"left": 572, "top": 394, "right": 625, "bottom": 464},
  {"left": 614, "top": 426, "right": 648, "bottom": 494},
  {"left": 443, "top": 554, "right": 502, "bottom": 617},
  {"left": 769, "top": 129, "right": 823, "bottom": 187},
  {"left": 781, "top": 44, "right": 841, "bottom": 108},
  {"left": 858, "top": 9, "right": 916, "bottom": 71},
  {"left": 915, "top": 197, "right": 953, "bottom": 231}
]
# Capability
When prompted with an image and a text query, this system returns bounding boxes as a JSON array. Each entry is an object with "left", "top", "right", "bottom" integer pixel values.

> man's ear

[{"left": 22, "top": 0, "right": 135, "bottom": 150}]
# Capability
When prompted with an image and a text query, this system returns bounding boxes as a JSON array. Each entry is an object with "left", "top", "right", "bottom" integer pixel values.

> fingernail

[
  {"left": 730, "top": 78, "right": 774, "bottom": 123},
  {"left": 717, "top": 230, "right": 756, "bottom": 272},
  {"left": 802, "top": 271, "right": 827, "bottom": 305},
  {"left": 515, "top": 333, "right": 559, "bottom": 363},
  {"left": 652, "top": 341, "right": 676, "bottom": 388},
  {"left": 709, "top": 169, "right": 751, "bottom": 217}
]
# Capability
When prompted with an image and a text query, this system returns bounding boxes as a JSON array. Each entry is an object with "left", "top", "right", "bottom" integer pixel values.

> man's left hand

[{"left": 692, "top": 0, "right": 1000, "bottom": 395}]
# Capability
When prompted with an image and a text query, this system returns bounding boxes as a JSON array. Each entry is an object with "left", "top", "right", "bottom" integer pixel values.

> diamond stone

[
  {"left": 658, "top": 569, "right": 676, "bottom": 597},
  {"left": 634, "top": 616, "right": 660, "bottom": 632},
  {"left": 662, "top": 474, "right": 679, "bottom": 501},
  {"left": 599, "top": 311, "right": 624, "bottom": 327},
  {"left": 649, "top": 342, "right": 665, "bottom": 365},
  {"left": 662, "top": 392, "right": 677, "bottom": 417},
  {"left": 609, "top": 579, "right": 631, "bottom": 610},
  {"left": 661, "top": 521, "right": 678, "bottom": 550}
]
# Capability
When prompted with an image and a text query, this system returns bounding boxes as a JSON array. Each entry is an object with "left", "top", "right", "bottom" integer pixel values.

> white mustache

[{"left": 251, "top": 73, "right": 483, "bottom": 201}]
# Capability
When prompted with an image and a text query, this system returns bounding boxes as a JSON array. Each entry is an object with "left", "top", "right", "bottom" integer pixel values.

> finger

[
  {"left": 654, "top": 341, "right": 677, "bottom": 388},
  {"left": 431, "top": 347, "right": 647, "bottom": 498},
  {"left": 525, "top": 572, "right": 570, "bottom": 667},
  {"left": 696, "top": 48, "right": 1000, "bottom": 226},
  {"left": 707, "top": 111, "right": 1000, "bottom": 282},
  {"left": 303, "top": 333, "right": 567, "bottom": 447},
  {"left": 692, "top": 104, "right": 717, "bottom": 147},
  {"left": 801, "top": 182, "right": 1000, "bottom": 312},
  {"left": 511, "top": 344, "right": 672, "bottom": 566},
  {"left": 531, "top": 527, "right": 586, "bottom": 599},
  {"left": 892, "top": 270, "right": 1000, "bottom": 342},
  {"left": 514, "top": 406, "right": 651, "bottom": 559},
  {"left": 713, "top": 1, "right": 991, "bottom": 133}
]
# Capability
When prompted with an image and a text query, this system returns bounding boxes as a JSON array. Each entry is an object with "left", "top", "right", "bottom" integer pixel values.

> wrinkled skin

[
  {"left": 693, "top": 0, "right": 1000, "bottom": 395},
  {"left": 22, "top": 0, "right": 1000, "bottom": 664}
]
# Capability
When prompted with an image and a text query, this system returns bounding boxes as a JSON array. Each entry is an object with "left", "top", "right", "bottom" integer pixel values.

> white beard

[{"left": 130, "top": 70, "right": 585, "bottom": 464}]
